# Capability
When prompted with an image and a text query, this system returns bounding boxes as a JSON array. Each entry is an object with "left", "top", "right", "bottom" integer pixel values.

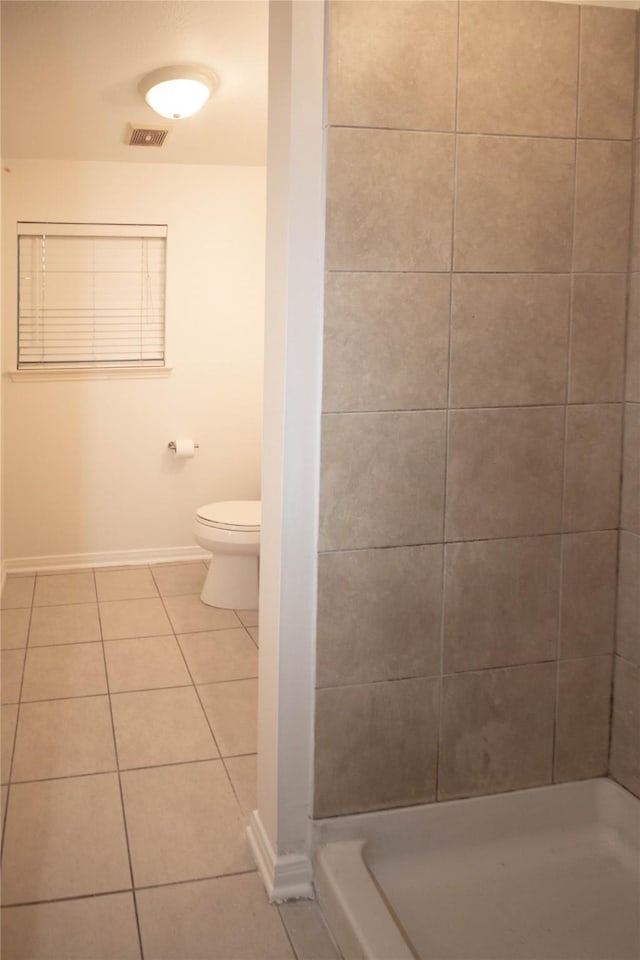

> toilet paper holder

[{"left": 168, "top": 440, "right": 199, "bottom": 452}]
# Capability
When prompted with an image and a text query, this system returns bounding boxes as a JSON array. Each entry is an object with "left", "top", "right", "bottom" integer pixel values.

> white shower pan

[{"left": 314, "top": 778, "right": 640, "bottom": 960}]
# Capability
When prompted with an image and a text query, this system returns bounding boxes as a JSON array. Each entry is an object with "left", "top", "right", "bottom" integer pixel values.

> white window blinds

[{"left": 17, "top": 222, "right": 167, "bottom": 369}]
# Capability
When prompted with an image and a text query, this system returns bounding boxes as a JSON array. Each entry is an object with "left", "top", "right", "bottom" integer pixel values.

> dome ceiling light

[{"left": 140, "top": 66, "right": 217, "bottom": 120}]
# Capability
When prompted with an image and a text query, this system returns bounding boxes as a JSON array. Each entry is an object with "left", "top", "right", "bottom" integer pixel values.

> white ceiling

[{"left": 1, "top": 0, "right": 269, "bottom": 166}]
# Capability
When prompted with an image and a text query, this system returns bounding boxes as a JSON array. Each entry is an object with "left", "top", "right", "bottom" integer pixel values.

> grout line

[
  {"left": 276, "top": 902, "right": 301, "bottom": 960},
  {"left": 157, "top": 588, "right": 258, "bottom": 815},
  {"left": 8, "top": 753, "right": 256, "bottom": 788},
  {"left": 315, "top": 653, "right": 614, "bottom": 694},
  {"left": 133, "top": 867, "right": 258, "bottom": 893},
  {"left": 434, "top": 0, "right": 462, "bottom": 805},
  {"left": 2, "top": 672, "right": 259, "bottom": 707},
  {"left": 2, "top": 867, "right": 260, "bottom": 911},
  {"left": 0, "top": 599, "right": 35, "bottom": 859},
  {"left": 156, "top": 592, "right": 226, "bottom": 777},
  {"left": 317, "top": 527, "right": 620, "bottom": 556},
  {"left": 324, "top": 268, "right": 629, "bottom": 277},
  {"left": 609, "top": 13, "right": 640, "bottom": 773},
  {"left": 321, "top": 400, "right": 625, "bottom": 416},
  {"left": 328, "top": 123, "right": 633, "bottom": 146},
  {"left": 94, "top": 568, "right": 146, "bottom": 960},
  {"left": 2, "top": 889, "right": 135, "bottom": 910}
]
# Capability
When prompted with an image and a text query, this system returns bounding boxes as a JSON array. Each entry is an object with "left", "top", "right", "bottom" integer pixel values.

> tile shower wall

[
  {"left": 611, "top": 29, "right": 640, "bottom": 800},
  {"left": 315, "top": 1, "right": 635, "bottom": 817}
]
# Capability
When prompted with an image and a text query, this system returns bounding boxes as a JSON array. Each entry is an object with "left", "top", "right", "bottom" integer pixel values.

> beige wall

[
  {"left": 1, "top": 159, "right": 266, "bottom": 564},
  {"left": 611, "top": 36, "right": 640, "bottom": 798},
  {"left": 314, "top": 0, "right": 634, "bottom": 818}
]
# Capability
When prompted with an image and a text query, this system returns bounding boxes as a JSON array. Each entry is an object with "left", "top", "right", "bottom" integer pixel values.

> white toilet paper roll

[{"left": 173, "top": 437, "right": 196, "bottom": 458}]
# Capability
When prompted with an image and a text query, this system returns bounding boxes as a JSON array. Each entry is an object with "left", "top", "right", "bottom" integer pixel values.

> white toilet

[{"left": 193, "top": 500, "right": 261, "bottom": 609}]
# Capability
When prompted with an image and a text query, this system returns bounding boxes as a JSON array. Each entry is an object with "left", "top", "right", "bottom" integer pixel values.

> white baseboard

[
  {"left": 247, "top": 809, "right": 314, "bottom": 903},
  {"left": 3, "top": 545, "right": 209, "bottom": 575}
]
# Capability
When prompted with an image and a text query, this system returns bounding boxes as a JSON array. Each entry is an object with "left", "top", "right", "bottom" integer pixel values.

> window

[{"left": 17, "top": 222, "right": 167, "bottom": 370}]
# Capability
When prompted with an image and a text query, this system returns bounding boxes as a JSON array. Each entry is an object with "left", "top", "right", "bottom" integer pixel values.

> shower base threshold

[{"left": 314, "top": 778, "right": 640, "bottom": 960}]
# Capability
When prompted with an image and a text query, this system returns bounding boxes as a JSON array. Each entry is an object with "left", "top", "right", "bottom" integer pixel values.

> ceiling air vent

[{"left": 127, "top": 124, "right": 170, "bottom": 147}]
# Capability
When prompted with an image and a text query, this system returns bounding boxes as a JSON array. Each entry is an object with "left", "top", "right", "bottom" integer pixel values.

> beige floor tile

[
  {"left": 1, "top": 773, "right": 131, "bottom": 903},
  {"left": 198, "top": 679, "right": 258, "bottom": 757},
  {"left": 1, "top": 577, "right": 35, "bottom": 610},
  {"left": 177, "top": 629, "right": 258, "bottom": 684},
  {"left": 99, "top": 598, "right": 172, "bottom": 640},
  {"left": 121, "top": 760, "right": 253, "bottom": 887},
  {"left": 1, "top": 784, "right": 7, "bottom": 842},
  {"left": 278, "top": 900, "right": 342, "bottom": 960},
  {"left": 12, "top": 696, "right": 116, "bottom": 782},
  {"left": 236, "top": 608, "right": 259, "bottom": 628},
  {"left": 151, "top": 562, "right": 207, "bottom": 597},
  {"left": 28, "top": 603, "right": 101, "bottom": 647},
  {"left": 1, "top": 649, "right": 26, "bottom": 704},
  {"left": 111, "top": 687, "right": 218, "bottom": 768},
  {"left": 1, "top": 893, "right": 141, "bottom": 960},
  {"left": 104, "top": 635, "right": 191, "bottom": 692},
  {"left": 2, "top": 704, "right": 18, "bottom": 783},
  {"left": 136, "top": 873, "right": 294, "bottom": 960},
  {"left": 1, "top": 609, "right": 30, "bottom": 649},
  {"left": 247, "top": 626, "right": 259, "bottom": 647},
  {"left": 21, "top": 644, "right": 107, "bottom": 702},
  {"left": 225, "top": 754, "right": 257, "bottom": 817},
  {"left": 95, "top": 567, "right": 158, "bottom": 602},
  {"left": 33, "top": 572, "right": 96, "bottom": 607},
  {"left": 163, "top": 594, "right": 240, "bottom": 634}
]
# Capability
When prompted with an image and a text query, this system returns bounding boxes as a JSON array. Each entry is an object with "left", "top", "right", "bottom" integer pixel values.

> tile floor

[{"left": 0, "top": 562, "right": 339, "bottom": 960}]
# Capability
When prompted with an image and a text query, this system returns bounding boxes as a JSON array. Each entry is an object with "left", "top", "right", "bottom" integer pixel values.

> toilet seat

[{"left": 195, "top": 500, "right": 261, "bottom": 532}]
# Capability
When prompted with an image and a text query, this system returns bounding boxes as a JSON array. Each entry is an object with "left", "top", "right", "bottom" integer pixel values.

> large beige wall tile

[
  {"left": 317, "top": 545, "right": 442, "bottom": 687},
  {"left": 563, "top": 404, "right": 623, "bottom": 532},
  {"left": 326, "top": 128, "right": 454, "bottom": 272},
  {"left": 443, "top": 536, "right": 560, "bottom": 673},
  {"left": 327, "top": 0, "right": 457, "bottom": 131},
  {"left": 438, "top": 663, "right": 555, "bottom": 801},
  {"left": 314, "top": 677, "right": 439, "bottom": 817},
  {"left": 621, "top": 403, "right": 640, "bottom": 535},
  {"left": 319, "top": 411, "right": 446, "bottom": 551},
  {"left": 560, "top": 532, "right": 618, "bottom": 659},
  {"left": 617, "top": 532, "right": 640, "bottom": 667},
  {"left": 458, "top": 1, "right": 578, "bottom": 137},
  {"left": 454, "top": 136, "right": 574, "bottom": 272},
  {"left": 554, "top": 656, "right": 613, "bottom": 783},
  {"left": 626, "top": 274, "right": 640, "bottom": 403},
  {"left": 450, "top": 274, "right": 570, "bottom": 407},
  {"left": 610, "top": 656, "right": 640, "bottom": 798},
  {"left": 578, "top": 6, "right": 636, "bottom": 140},
  {"left": 573, "top": 140, "right": 632, "bottom": 273},
  {"left": 323, "top": 273, "right": 450, "bottom": 413},
  {"left": 569, "top": 275, "right": 627, "bottom": 403},
  {"left": 445, "top": 407, "right": 564, "bottom": 541}
]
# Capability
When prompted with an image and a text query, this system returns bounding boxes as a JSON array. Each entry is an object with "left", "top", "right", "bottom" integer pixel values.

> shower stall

[{"left": 309, "top": 2, "right": 640, "bottom": 956}]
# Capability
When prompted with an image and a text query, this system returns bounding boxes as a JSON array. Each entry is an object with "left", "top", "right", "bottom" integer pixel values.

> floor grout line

[{"left": 94, "top": 567, "right": 146, "bottom": 960}]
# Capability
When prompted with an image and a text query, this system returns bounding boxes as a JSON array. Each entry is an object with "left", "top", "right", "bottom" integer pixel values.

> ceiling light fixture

[{"left": 140, "top": 66, "right": 217, "bottom": 120}]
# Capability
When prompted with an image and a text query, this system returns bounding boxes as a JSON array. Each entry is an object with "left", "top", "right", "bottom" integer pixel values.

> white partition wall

[{"left": 247, "top": 0, "right": 326, "bottom": 900}]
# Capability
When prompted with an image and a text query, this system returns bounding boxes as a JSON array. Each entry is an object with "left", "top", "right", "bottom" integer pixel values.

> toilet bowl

[{"left": 193, "top": 500, "right": 261, "bottom": 609}]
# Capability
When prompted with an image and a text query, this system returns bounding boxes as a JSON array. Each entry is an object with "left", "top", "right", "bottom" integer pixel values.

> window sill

[{"left": 8, "top": 366, "right": 173, "bottom": 383}]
